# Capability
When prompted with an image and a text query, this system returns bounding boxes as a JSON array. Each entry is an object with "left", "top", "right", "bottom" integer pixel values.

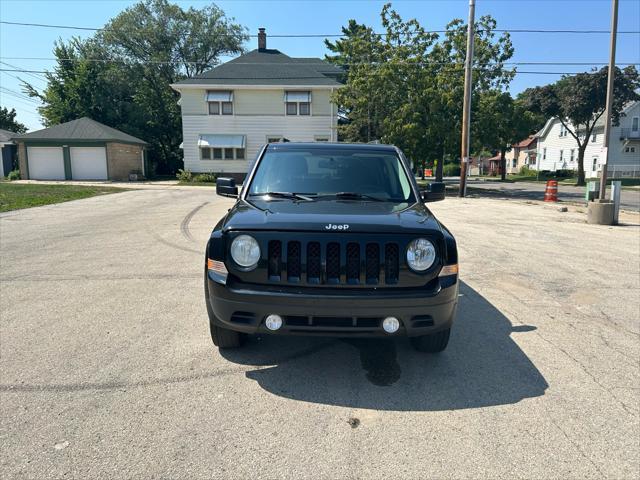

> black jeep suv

[{"left": 205, "top": 143, "right": 458, "bottom": 352}]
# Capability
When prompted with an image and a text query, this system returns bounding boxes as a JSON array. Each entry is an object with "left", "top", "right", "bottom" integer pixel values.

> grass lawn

[{"left": 0, "top": 183, "right": 125, "bottom": 212}]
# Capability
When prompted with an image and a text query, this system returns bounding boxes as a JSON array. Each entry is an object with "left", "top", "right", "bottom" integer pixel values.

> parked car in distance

[{"left": 205, "top": 142, "right": 458, "bottom": 352}]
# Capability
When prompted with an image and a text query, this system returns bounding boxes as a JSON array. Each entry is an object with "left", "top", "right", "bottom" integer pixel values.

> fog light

[
  {"left": 265, "top": 314, "right": 283, "bottom": 331},
  {"left": 382, "top": 317, "right": 400, "bottom": 334}
]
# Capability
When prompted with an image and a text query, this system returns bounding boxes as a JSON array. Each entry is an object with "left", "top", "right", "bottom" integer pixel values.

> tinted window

[{"left": 248, "top": 148, "right": 415, "bottom": 202}]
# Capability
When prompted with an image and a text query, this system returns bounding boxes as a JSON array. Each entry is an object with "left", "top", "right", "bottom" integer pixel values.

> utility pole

[
  {"left": 459, "top": 0, "right": 476, "bottom": 197},
  {"left": 599, "top": 0, "right": 619, "bottom": 200}
]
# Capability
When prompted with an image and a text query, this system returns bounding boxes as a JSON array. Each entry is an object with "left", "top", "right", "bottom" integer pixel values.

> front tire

[
  {"left": 410, "top": 328, "right": 450, "bottom": 353},
  {"left": 209, "top": 321, "right": 244, "bottom": 349}
]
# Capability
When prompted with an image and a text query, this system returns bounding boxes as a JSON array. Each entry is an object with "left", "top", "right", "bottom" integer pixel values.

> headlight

[
  {"left": 230, "top": 235, "right": 261, "bottom": 268},
  {"left": 406, "top": 238, "right": 436, "bottom": 271}
]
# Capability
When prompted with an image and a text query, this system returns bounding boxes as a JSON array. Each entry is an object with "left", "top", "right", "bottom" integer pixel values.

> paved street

[
  {"left": 1, "top": 190, "right": 639, "bottom": 479},
  {"left": 464, "top": 179, "right": 640, "bottom": 212}
]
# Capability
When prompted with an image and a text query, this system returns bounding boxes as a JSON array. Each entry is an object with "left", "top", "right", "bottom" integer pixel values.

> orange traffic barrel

[{"left": 544, "top": 180, "right": 558, "bottom": 202}]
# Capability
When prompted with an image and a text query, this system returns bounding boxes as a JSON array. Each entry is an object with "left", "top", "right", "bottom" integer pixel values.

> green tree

[
  {"left": 521, "top": 66, "right": 639, "bottom": 185},
  {"left": 25, "top": 0, "right": 247, "bottom": 175},
  {"left": 0, "top": 107, "right": 27, "bottom": 133},
  {"left": 326, "top": 4, "right": 515, "bottom": 181},
  {"left": 474, "top": 91, "right": 544, "bottom": 180}
]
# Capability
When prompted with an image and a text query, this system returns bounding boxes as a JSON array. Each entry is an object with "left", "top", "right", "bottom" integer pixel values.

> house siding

[
  {"left": 180, "top": 88, "right": 334, "bottom": 117},
  {"left": 181, "top": 114, "right": 336, "bottom": 174},
  {"left": 535, "top": 102, "right": 640, "bottom": 178},
  {"left": 178, "top": 86, "right": 337, "bottom": 175}
]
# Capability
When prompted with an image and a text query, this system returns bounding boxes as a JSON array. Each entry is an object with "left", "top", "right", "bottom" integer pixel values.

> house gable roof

[
  {"left": 12, "top": 117, "right": 147, "bottom": 145},
  {"left": 512, "top": 135, "right": 537, "bottom": 148},
  {"left": 0, "top": 128, "right": 17, "bottom": 143},
  {"left": 174, "top": 49, "right": 342, "bottom": 87}
]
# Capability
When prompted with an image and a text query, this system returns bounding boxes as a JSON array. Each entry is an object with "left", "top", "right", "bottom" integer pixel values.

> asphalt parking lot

[{"left": 1, "top": 189, "right": 639, "bottom": 479}]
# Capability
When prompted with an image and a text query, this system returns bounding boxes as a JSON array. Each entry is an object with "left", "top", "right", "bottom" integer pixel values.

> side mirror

[
  {"left": 421, "top": 182, "right": 446, "bottom": 202},
  {"left": 216, "top": 177, "right": 238, "bottom": 198}
]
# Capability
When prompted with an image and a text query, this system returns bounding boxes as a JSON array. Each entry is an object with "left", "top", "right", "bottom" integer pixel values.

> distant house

[
  {"left": 171, "top": 28, "right": 343, "bottom": 181},
  {"left": 12, "top": 117, "right": 148, "bottom": 181},
  {"left": 534, "top": 101, "right": 640, "bottom": 179},
  {"left": 0, "top": 128, "right": 18, "bottom": 177},
  {"left": 486, "top": 154, "right": 503, "bottom": 176},
  {"left": 505, "top": 135, "right": 537, "bottom": 174}
]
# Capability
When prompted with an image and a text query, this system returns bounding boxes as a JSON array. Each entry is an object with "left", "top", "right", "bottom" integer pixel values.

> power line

[
  {"left": 0, "top": 57, "right": 639, "bottom": 67},
  {"left": 0, "top": 86, "right": 40, "bottom": 104},
  {"left": 0, "top": 61, "right": 48, "bottom": 81},
  {"left": 1, "top": 20, "right": 640, "bottom": 35},
  {"left": 2, "top": 67, "right": 636, "bottom": 76},
  {"left": 0, "top": 68, "right": 47, "bottom": 84}
]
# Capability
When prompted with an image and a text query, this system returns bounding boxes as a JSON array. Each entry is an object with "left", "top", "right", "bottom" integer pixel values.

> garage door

[
  {"left": 27, "top": 147, "right": 65, "bottom": 180},
  {"left": 70, "top": 147, "right": 108, "bottom": 180}
]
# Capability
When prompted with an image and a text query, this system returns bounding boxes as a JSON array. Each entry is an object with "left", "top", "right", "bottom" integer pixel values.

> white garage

[
  {"left": 16, "top": 117, "right": 147, "bottom": 181},
  {"left": 70, "top": 146, "right": 108, "bottom": 180},
  {"left": 27, "top": 146, "right": 65, "bottom": 180}
]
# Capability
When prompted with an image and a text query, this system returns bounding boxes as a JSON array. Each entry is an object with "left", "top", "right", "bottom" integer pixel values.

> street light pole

[
  {"left": 599, "top": 0, "right": 619, "bottom": 200},
  {"left": 459, "top": 0, "right": 476, "bottom": 197}
]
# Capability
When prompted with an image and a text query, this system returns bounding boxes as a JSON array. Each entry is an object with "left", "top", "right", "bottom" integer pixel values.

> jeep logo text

[{"left": 325, "top": 223, "right": 350, "bottom": 230}]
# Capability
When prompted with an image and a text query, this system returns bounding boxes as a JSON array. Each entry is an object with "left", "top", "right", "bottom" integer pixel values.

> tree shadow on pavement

[{"left": 220, "top": 282, "right": 548, "bottom": 411}]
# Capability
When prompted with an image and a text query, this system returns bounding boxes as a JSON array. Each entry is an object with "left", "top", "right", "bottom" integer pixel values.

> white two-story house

[
  {"left": 171, "top": 29, "right": 342, "bottom": 181},
  {"left": 534, "top": 101, "right": 640, "bottom": 179}
]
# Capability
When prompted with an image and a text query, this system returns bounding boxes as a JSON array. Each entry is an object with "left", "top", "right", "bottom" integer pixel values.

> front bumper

[{"left": 206, "top": 273, "right": 458, "bottom": 337}]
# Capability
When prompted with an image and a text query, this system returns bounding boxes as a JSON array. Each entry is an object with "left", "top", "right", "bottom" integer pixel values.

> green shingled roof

[
  {"left": 174, "top": 49, "right": 343, "bottom": 86},
  {"left": 13, "top": 117, "right": 147, "bottom": 145},
  {"left": 0, "top": 128, "right": 17, "bottom": 143}
]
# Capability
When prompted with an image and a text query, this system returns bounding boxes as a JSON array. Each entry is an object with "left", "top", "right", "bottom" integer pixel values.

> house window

[
  {"left": 207, "top": 91, "right": 233, "bottom": 115},
  {"left": 512, "top": 159, "right": 517, "bottom": 168},
  {"left": 543, "top": 148, "right": 547, "bottom": 160},
  {"left": 559, "top": 124, "right": 567, "bottom": 137},
  {"left": 299, "top": 102, "right": 310, "bottom": 115},
  {"left": 286, "top": 103, "right": 298, "bottom": 115},
  {"left": 632, "top": 117, "right": 639, "bottom": 132},
  {"left": 625, "top": 146, "right": 636, "bottom": 153},
  {"left": 201, "top": 147, "right": 245, "bottom": 160},
  {"left": 559, "top": 150, "right": 563, "bottom": 162},
  {"left": 285, "top": 91, "right": 311, "bottom": 116},
  {"left": 591, "top": 133, "right": 597, "bottom": 143},
  {"left": 221, "top": 102, "right": 233, "bottom": 115},
  {"left": 570, "top": 149, "right": 575, "bottom": 162},
  {"left": 592, "top": 158, "right": 598, "bottom": 172}
]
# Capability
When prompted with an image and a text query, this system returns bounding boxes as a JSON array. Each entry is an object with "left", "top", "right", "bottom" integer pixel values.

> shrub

[
  {"left": 518, "top": 165, "right": 536, "bottom": 177},
  {"left": 176, "top": 169, "right": 192, "bottom": 182},
  {"left": 7, "top": 169, "right": 20, "bottom": 181},
  {"left": 443, "top": 163, "right": 461, "bottom": 177},
  {"left": 555, "top": 169, "right": 575, "bottom": 179},
  {"left": 194, "top": 172, "right": 217, "bottom": 183}
]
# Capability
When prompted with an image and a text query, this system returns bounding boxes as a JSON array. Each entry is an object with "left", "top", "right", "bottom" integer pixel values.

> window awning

[
  {"left": 206, "top": 90, "right": 233, "bottom": 102},
  {"left": 285, "top": 91, "right": 311, "bottom": 102},
  {"left": 198, "top": 134, "right": 245, "bottom": 148}
]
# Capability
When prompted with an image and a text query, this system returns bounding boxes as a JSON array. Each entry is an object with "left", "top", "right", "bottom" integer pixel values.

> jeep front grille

[{"left": 267, "top": 240, "right": 400, "bottom": 285}]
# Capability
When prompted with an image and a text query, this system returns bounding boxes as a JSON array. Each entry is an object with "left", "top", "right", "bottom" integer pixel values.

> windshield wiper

[
  {"left": 325, "top": 192, "right": 386, "bottom": 202},
  {"left": 249, "top": 191, "right": 316, "bottom": 202}
]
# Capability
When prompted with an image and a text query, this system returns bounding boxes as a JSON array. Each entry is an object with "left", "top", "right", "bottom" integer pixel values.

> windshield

[{"left": 247, "top": 148, "right": 415, "bottom": 202}]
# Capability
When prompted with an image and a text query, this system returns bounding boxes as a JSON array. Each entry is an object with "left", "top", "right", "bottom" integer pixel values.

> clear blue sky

[{"left": 1, "top": 0, "right": 639, "bottom": 131}]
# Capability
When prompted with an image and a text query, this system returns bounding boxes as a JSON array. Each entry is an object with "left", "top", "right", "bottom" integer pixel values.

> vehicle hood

[{"left": 221, "top": 199, "right": 442, "bottom": 234}]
